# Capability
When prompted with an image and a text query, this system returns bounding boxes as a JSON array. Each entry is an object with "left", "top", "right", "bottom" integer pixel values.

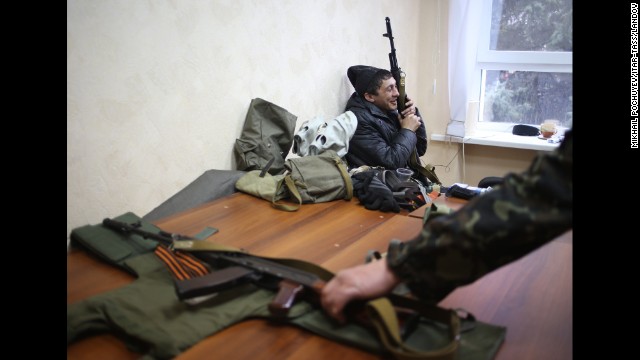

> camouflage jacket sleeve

[{"left": 387, "top": 129, "right": 573, "bottom": 303}]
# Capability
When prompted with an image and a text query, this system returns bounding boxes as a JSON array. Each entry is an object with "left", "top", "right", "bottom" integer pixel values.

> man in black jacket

[{"left": 345, "top": 65, "right": 428, "bottom": 185}]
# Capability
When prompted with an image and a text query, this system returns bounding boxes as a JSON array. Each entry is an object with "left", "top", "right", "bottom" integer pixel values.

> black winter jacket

[{"left": 344, "top": 92, "right": 427, "bottom": 172}]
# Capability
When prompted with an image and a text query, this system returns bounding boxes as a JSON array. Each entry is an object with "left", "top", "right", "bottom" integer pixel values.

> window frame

[{"left": 471, "top": 0, "right": 573, "bottom": 130}]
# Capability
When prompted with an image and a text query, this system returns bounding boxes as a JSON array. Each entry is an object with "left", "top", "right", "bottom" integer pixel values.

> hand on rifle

[
  {"left": 398, "top": 113, "right": 421, "bottom": 133},
  {"left": 320, "top": 259, "right": 401, "bottom": 324},
  {"left": 400, "top": 95, "right": 417, "bottom": 118}
]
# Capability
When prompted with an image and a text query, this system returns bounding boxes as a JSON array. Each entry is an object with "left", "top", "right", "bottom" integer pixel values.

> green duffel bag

[
  {"left": 233, "top": 98, "right": 298, "bottom": 176},
  {"left": 235, "top": 150, "right": 353, "bottom": 211}
]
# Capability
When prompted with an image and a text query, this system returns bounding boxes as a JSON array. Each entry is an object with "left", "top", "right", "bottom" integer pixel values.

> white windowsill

[{"left": 430, "top": 129, "right": 564, "bottom": 152}]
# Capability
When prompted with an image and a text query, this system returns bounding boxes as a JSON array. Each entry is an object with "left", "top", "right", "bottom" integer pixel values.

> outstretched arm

[
  {"left": 389, "top": 130, "right": 573, "bottom": 302},
  {"left": 322, "top": 130, "right": 573, "bottom": 320},
  {"left": 321, "top": 259, "right": 400, "bottom": 323}
]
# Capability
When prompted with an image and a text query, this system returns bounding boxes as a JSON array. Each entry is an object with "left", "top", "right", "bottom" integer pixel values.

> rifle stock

[{"left": 383, "top": 17, "right": 406, "bottom": 113}]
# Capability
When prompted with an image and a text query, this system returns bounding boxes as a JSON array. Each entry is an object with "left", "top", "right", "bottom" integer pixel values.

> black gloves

[
  {"left": 351, "top": 171, "right": 400, "bottom": 213},
  {"left": 351, "top": 169, "right": 428, "bottom": 212}
]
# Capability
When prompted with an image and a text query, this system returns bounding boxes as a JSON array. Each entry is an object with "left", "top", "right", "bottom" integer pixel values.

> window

[{"left": 473, "top": 0, "right": 573, "bottom": 128}]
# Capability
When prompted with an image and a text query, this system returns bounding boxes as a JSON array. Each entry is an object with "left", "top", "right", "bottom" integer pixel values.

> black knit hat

[{"left": 347, "top": 65, "right": 386, "bottom": 96}]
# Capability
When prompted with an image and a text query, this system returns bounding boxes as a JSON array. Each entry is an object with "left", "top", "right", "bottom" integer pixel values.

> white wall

[{"left": 67, "top": 0, "right": 436, "bottom": 238}]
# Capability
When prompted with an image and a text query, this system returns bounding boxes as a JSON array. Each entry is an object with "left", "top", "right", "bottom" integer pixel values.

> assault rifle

[
  {"left": 102, "top": 217, "right": 425, "bottom": 338},
  {"left": 170, "top": 240, "right": 425, "bottom": 333},
  {"left": 101, "top": 217, "right": 325, "bottom": 317},
  {"left": 171, "top": 244, "right": 327, "bottom": 317},
  {"left": 383, "top": 17, "right": 407, "bottom": 113}
]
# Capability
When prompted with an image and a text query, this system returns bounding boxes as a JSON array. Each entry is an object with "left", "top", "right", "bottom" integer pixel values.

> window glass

[
  {"left": 477, "top": 0, "right": 572, "bottom": 128},
  {"left": 489, "top": 0, "right": 572, "bottom": 52},
  {"left": 481, "top": 70, "right": 572, "bottom": 126}
]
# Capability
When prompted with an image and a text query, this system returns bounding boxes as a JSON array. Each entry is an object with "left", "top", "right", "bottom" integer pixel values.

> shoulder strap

[
  {"left": 367, "top": 296, "right": 460, "bottom": 360},
  {"left": 328, "top": 152, "right": 353, "bottom": 200},
  {"left": 272, "top": 175, "right": 302, "bottom": 211},
  {"left": 409, "top": 149, "right": 441, "bottom": 185}
]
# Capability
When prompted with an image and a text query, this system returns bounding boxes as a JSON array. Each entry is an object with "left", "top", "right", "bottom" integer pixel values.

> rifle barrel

[{"left": 102, "top": 218, "right": 193, "bottom": 245}]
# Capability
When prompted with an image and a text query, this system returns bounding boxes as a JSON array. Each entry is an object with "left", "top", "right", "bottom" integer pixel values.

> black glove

[
  {"left": 351, "top": 171, "right": 400, "bottom": 213},
  {"left": 351, "top": 172, "right": 368, "bottom": 198}
]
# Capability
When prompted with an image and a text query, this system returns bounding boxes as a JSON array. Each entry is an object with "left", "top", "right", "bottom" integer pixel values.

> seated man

[{"left": 345, "top": 65, "right": 428, "bottom": 185}]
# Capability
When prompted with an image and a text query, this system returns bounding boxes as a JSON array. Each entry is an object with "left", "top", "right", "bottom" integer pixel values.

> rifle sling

[{"left": 409, "top": 149, "right": 441, "bottom": 185}]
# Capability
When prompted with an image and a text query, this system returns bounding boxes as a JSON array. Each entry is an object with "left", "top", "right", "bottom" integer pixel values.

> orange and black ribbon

[{"left": 154, "top": 244, "right": 210, "bottom": 280}]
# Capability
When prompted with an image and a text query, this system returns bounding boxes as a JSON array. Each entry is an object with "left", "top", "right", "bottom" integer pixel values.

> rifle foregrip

[
  {"left": 174, "top": 266, "right": 255, "bottom": 300},
  {"left": 398, "top": 73, "right": 406, "bottom": 112}
]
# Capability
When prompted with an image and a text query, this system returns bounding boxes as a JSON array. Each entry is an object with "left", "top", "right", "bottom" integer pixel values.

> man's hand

[
  {"left": 320, "top": 259, "right": 401, "bottom": 323},
  {"left": 398, "top": 95, "right": 421, "bottom": 132},
  {"left": 401, "top": 96, "right": 417, "bottom": 118},
  {"left": 398, "top": 112, "right": 421, "bottom": 132}
]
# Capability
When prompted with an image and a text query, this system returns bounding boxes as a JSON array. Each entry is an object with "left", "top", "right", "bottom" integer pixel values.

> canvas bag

[
  {"left": 277, "top": 150, "right": 353, "bottom": 210},
  {"left": 234, "top": 167, "right": 287, "bottom": 204},
  {"left": 234, "top": 98, "right": 298, "bottom": 175},
  {"left": 235, "top": 150, "right": 353, "bottom": 211}
]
